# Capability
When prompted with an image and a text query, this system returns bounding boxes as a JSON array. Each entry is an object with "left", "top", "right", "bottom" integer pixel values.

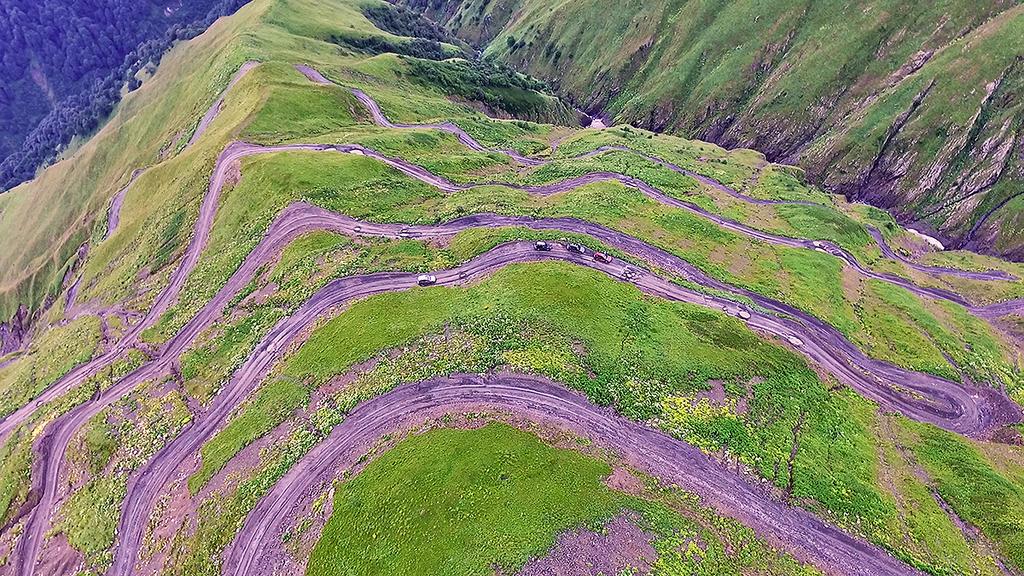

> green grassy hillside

[
  {"left": 308, "top": 423, "right": 818, "bottom": 575},
  {"left": 407, "top": 0, "right": 1024, "bottom": 260},
  {"left": 0, "top": 0, "right": 1022, "bottom": 575}
]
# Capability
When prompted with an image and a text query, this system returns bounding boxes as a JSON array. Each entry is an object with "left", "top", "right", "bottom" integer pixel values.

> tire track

[
  {"left": 222, "top": 373, "right": 925, "bottom": 576},
  {"left": 297, "top": 64, "right": 1015, "bottom": 283},
  {"left": 104, "top": 210, "right": 1019, "bottom": 575},
  {"left": 5, "top": 63, "right": 1023, "bottom": 576},
  {"left": 9, "top": 141, "right": 1024, "bottom": 575}
]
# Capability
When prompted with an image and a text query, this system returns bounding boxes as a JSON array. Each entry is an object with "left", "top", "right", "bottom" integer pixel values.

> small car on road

[
  {"left": 567, "top": 243, "right": 587, "bottom": 255},
  {"left": 417, "top": 274, "right": 437, "bottom": 286},
  {"left": 594, "top": 252, "right": 613, "bottom": 264},
  {"left": 534, "top": 241, "right": 552, "bottom": 251}
]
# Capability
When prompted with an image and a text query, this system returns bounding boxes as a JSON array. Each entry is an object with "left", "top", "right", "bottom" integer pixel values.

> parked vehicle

[
  {"left": 594, "top": 252, "right": 613, "bottom": 264},
  {"left": 567, "top": 243, "right": 587, "bottom": 254},
  {"left": 621, "top": 267, "right": 640, "bottom": 280},
  {"left": 534, "top": 241, "right": 552, "bottom": 251},
  {"left": 417, "top": 274, "right": 437, "bottom": 286}
]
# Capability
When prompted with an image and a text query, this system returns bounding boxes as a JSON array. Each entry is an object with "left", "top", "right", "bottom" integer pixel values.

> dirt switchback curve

[
  {"left": 333, "top": 140, "right": 1021, "bottom": 310},
  {"left": 297, "top": 65, "right": 545, "bottom": 167},
  {"left": 9, "top": 132, "right": 1023, "bottom": 574},
  {"left": 0, "top": 61, "right": 263, "bottom": 440},
  {"left": 187, "top": 61, "right": 260, "bottom": 147},
  {"left": 10, "top": 141, "right": 1024, "bottom": 574},
  {"left": 105, "top": 219, "right": 1019, "bottom": 575},
  {"left": 0, "top": 62, "right": 261, "bottom": 441},
  {"left": 4, "top": 132, "right": 1017, "bottom": 448},
  {"left": 9, "top": 60, "right": 1014, "bottom": 445},
  {"left": 9, "top": 63, "right": 1012, "bottom": 443},
  {"left": 223, "top": 373, "right": 925, "bottom": 576},
  {"left": 5, "top": 61, "right": 1023, "bottom": 576},
  {"left": 0, "top": 143, "right": 333, "bottom": 443},
  {"left": 105, "top": 61, "right": 259, "bottom": 241},
  {"left": 296, "top": 64, "right": 1017, "bottom": 284}
]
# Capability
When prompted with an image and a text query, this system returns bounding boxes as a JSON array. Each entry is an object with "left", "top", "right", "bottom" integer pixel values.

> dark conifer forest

[{"left": 0, "top": 0, "right": 249, "bottom": 191}]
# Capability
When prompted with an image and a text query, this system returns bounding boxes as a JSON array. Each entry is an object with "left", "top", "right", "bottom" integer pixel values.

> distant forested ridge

[{"left": 0, "top": 0, "right": 250, "bottom": 191}]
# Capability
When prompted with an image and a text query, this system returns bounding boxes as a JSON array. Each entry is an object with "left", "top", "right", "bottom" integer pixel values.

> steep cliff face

[
  {"left": 0, "top": 304, "right": 29, "bottom": 356},
  {"left": 404, "top": 0, "right": 1024, "bottom": 259}
]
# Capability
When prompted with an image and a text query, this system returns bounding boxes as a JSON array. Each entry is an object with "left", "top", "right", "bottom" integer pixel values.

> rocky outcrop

[{"left": 0, "top": 304, "right": 29, "bottom": 356}]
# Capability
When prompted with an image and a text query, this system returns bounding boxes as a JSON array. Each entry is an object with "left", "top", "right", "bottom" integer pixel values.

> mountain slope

[
  {"left": 405, "top": 0, "right": 1024, "bottom": 260},
  {"left": 0, "top": 0, "right": 250, "bottom": 191},
  {"left": 0, "top": 1, "right": 1023, "bottom": 574}
]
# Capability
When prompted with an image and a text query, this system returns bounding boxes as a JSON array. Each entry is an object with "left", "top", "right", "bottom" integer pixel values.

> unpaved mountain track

[
  {"left": 4, "top": 63, "right": 1023, "bottom": 576},
  {"left": 297, "top": 64, "right": 1016, "bottom": 284},
  {"left": 11, "top": 129, "right": 1024, "bottom": 576},
  {"left": 8, "top": 129, "right": 1016, "bottom": 446},
  {"left": 102, "top": 210, "right": 1021, "bottom": 575},
  {"left": 187, "top": 61, "right": 260, "bottom": 147},
  {"left": 105, "top": 168, "right": 143, "bottom": 240},
  {"left": 223, "top": 374, "right": 925, "bottom": 576},
  {"left": 0, "top": 61, "right": 263, "bottom": 441},
  {"left": 106, "top": 61, "right": 259, "bottom": 241},
  {"left": 297, "top": 65, "right": 545, "bottom": 166},
  {"left": 333, "top": 140, "right": 1017, "bottom": 308}
]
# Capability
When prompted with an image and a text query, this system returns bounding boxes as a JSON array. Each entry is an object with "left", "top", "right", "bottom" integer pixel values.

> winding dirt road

[
  {"left": 297, "top": 65, "right": 545, "bottom": 167},
  {"left": 0, "top": 143, "right": 334, "bottom": 443},
  {"left": 17, "top": 126, "right": 1002, "bottom": 445},
  {"left": 5, "top": 63, "right": 1023, "bottom": 576},
  {"left": 0, "top": 61, "right": 264, "bottom": 439},
  {"left": 10, "top": 139, "right": 1024, "bottom": 576},
  {"left": 187, "top": 61, "right": 260, "bottom": 147},
  {"left": 297, "top": 64, "right": 1016, "bottom": 284},
  {"left": 106, "top": 61, "right": 259, "bottom": 241},
  {"left": 103, "top": 214, "right": 1020, "bottom": 575},
  {"left": 865, "top": 226, "right": 1016, "bottom": 282},
  {"left": 233, "top": 138, "right": 1024, "bottom": 319},
  {"left": 105, "top": 168, "right": 143, "bottom": 240},
  {"left": 222, "top": 373, "right": 924, "bottom": 576}
]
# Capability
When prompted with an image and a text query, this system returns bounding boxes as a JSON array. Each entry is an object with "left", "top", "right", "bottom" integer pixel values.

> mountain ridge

[
  {"left": 401, "top": 0, "right": 1024, "bottom": 260},
  {"left": 0, "top": 1, "right": 1023, "bottom": 574}
]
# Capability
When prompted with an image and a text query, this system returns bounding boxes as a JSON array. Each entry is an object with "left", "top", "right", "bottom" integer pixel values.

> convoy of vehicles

[{"left": 417, "top": 241, "right": 617, "bottom": 289}]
